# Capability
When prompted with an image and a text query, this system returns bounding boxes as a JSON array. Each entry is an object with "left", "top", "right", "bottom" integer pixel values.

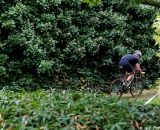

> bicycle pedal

[
  {"left": 122, "top": 82, "right": 126, "bottom": 86},
  {"left": 126, "top": 81, "right": 132, "bottom": 86}
]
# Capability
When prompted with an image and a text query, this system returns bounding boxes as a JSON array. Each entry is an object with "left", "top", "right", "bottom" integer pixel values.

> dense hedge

[{"left": 0, "top": 0, "right": 159, "bottom": 90}]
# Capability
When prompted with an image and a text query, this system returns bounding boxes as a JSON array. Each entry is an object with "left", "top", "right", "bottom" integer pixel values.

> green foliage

[
  {"left": 0, "top": 54, "right": 8, "bottom": 65},
  {"left": 153, "top": 15, "right": 160, "bottom": 57},
  {"left": 0, "top": 90, "right": 159, "bottom": 129},
  {"left": 135, "top": 0, "right": 143, "bottom": 4},
  {"left": 82, "top": 0, "right": 102, "bottom": 6},
  {"left": 0, "top": 54, "right": 8, "bottom": 76},
  {"left": 0, "top": 66, "right": 6, "bottom": 75},
  {"left": 0, "top": 0, "right": 159, "bottom": 90}
]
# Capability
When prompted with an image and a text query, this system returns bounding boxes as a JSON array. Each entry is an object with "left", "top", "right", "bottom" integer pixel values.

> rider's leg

[
  {"left": 127, "top": 71, "right": 135, "bottom": 82},
  {"left": 126, "top": 63, "right": 135, "bottom": 82},
  {"left": 124, "top": 72, "right": 128, "bottom": 81}
]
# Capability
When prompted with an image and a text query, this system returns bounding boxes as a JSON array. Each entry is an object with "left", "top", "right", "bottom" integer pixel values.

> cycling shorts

[{"left": 119, "top": 60, "right": 133, "bottom": 73}]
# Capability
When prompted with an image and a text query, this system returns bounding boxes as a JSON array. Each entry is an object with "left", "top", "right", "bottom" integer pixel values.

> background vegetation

[
  {"left": 153, "top": 14, "right": 160, "bottom": 57},
  {"left": 0, "top": 0, "right": 159, "bottom": 90},
  {"left": 0, "top": 1, "right": 159, "bottom": 129}
]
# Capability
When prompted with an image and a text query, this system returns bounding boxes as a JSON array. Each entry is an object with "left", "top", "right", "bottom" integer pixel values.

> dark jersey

[{"left": 119, "top": 54, "right": 140, "bottom": 67}]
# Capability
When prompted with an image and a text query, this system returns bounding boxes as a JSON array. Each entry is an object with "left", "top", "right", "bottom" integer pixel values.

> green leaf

[{"left": 135, "top": 0, "right": 143, "bottom": 4}]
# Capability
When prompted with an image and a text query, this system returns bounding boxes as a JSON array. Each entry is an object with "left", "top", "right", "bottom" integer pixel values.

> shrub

[
  {"left": 0, "top": 0, "right": 159, "bottom": 90},
  {"left": 0, "top": 90, "right": 159, "bottom": 129}
]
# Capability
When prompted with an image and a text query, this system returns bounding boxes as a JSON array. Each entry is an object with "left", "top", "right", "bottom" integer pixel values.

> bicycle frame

[{"left": 109, "top": 72, "right": 144, "bottom": 97}]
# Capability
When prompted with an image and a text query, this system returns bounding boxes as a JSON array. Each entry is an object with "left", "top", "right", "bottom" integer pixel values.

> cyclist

[{"left": 119, "top": 50, "right": 145, "bottom": 85}]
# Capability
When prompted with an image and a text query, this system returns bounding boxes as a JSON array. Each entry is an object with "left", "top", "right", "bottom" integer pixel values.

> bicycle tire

[
  {"left": 109, "top": 79, "right": 123, "bottom": 97},
  {"left": 130, "top": 77, "right": 144, "bottom": 97}
]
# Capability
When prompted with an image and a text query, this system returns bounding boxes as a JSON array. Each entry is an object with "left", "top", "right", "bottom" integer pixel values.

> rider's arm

[{"left": 135, "top": 63, "right": 145, "bottom": 75}]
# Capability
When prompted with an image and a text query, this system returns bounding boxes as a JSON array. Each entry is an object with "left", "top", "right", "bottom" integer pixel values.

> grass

[{"left": 149, "top": 96, "right": 160, "bottom": 105}]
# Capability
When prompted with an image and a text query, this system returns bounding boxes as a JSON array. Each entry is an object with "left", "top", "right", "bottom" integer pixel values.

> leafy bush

[
  {"left": 0, "top": 90, "right": 159, "bottom": 129},
  {"left": 153, "top": 14, "right": 160, "bottom": 57},
  {"left": 0, "top": 0, "right": 159, "bottom": 90}
]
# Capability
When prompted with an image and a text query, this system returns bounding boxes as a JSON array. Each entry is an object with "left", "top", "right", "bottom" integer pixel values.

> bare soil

[{"left": 121, "top": 88, "right": 158, "bottom": 101}]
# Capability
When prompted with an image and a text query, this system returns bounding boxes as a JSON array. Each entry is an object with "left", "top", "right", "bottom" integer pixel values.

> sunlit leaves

[
  {"left": 83, "top": 0, "right": 160, "bottom": 7},
  {"left": 82, "top": 0, "right": 102, "bottom": 6},
  {"left": 37, "top": 60, "right": 53, "bottom": 74},
  {"left": 153, "top": 15, "right": 160, "bottom": 57}
]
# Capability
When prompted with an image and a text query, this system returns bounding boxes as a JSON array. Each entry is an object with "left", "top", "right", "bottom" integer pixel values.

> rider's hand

[{"left": 141, "top": 71, "right": 145, "bottom": 77}]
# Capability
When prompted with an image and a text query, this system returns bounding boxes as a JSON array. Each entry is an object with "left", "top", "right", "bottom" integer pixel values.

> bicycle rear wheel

[
  {"left": 109, "top": 79, "right": 123, "bottom": 97},
  {"left": 130, "top": 77, "right": 144, "bottom": 97}
]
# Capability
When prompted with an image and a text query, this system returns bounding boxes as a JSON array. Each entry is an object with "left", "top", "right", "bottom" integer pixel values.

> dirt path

[
  {"left": 121, "top": 88, "right": 158, "bottom": 101},
  {"left": 120, "top": 79, "right": 160, "bottom": 101}
]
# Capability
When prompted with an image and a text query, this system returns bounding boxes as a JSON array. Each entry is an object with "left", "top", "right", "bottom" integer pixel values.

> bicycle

[{"left": 109, "top": 72, "right": 144, "bottom": 98}]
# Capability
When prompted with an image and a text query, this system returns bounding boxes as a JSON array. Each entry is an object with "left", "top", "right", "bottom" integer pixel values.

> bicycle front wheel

[
  {"left": 109, "top": 79, "right": 123, "bottom": 97},
  {"left": 130, "top": 77, "right": 144, "bottom": 97}
]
